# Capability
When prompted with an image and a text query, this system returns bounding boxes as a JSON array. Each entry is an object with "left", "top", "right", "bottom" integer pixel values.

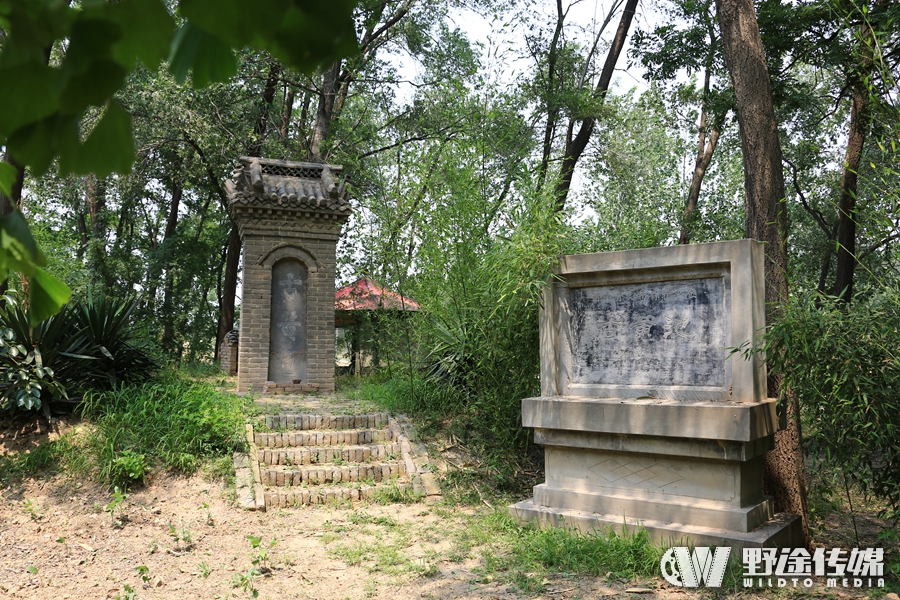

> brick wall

[{"left": 235, "top": 216, "right": 345, "bottom": 394}]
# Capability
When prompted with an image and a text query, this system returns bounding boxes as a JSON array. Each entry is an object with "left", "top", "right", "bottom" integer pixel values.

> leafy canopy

[{"left": 0, "top": 0, "right": 358, "bottom": 322}]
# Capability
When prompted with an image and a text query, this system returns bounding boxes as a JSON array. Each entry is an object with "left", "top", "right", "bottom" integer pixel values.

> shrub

[
  {"left": 0, "top": 295, "right": 157, "bottom": 415},
  {"left": 762, "top": 285, "right": 900, "bottom": 522}
]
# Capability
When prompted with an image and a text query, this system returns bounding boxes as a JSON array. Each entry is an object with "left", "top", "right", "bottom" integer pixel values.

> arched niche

[
  {"left": 268, "top": 258, "right": 309, "bottom": 382},
  {"left": 259, "top": 242, "right": 322, "bottom": 271}
]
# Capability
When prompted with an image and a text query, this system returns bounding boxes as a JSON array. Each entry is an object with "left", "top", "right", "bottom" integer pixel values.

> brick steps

[
  {"left": 263, "top": 482, "right": 413, "bottom": 508},
  {"left": 263, "top": 413, "right": 391, "bottom": 430},
  {"left": 259, "top": 442, "right": 401, "bottom": 465},
  {"left": 237, "top": 411, "right": 438, "bottom": 510},
  {"left": 253, "top": 428, "right": 392, "bottom": 448},
  {"left": 263, "top": 382, "right": 322, "bottom": 395},
  {"left": 261, "top": 461, "right": 407, "bottom": 486}
]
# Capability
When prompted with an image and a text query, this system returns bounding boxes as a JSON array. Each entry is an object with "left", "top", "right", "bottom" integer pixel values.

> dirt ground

[{"left": 0, "top": 409, "right": 897, "bottom": 600}]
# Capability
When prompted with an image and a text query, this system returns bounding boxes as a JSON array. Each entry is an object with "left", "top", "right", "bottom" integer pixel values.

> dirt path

[{"left": 0, "top": 391, "right": 895, "bottom": 600}]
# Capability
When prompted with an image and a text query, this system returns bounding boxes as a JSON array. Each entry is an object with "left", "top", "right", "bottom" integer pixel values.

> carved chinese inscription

[
  {"left": 268, "top": 259, "right": 308, "bottom": 382},
  {"left": 566, "top": 277, "right": 726, "bottom": 387}
]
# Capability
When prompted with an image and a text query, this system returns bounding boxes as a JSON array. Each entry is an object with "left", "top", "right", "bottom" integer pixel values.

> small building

[
  {"left": 226, "top": 157, "right": 352, "bottom": 394},
  {"left": 334, "top": 278, "right": 419, "bottom": 374}
]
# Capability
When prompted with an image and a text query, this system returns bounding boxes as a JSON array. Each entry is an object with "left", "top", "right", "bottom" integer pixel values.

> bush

[
  {"left": 762, "top": 285, "right": 900, "bottom": 522},
  {"left": 374, "top": 200, "right": 563, "bottom": 460},
  {"left": 0, "top": 295, "right": 157, "bottom": 415}
]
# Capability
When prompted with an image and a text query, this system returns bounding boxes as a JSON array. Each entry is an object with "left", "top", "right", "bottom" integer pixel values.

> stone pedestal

[
  {"left": 219, "top": 330, "right": 239, "bottom": 375},
  {"left": 511, "top": 397, "right": 801, "bottom": 547},
  {"left": 226, "top": 158, "right": 351, "bottom": 394},
  {"left": 510, "top": 240, "right": 801, "bottom": 548}
]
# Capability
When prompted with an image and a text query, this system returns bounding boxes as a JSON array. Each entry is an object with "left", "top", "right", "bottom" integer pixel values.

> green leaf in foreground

[
  {"left": 59, "top": 100, "right": 135, "bottom": 177},
  {"left": 168, "top": 21, "right": 238, "bottom": 88},
  {"left": 0, "top": 162, "right": 16, "bottom": 197},
  {"left": 29, "top": 268, "right": 72, "bottom": 326}
]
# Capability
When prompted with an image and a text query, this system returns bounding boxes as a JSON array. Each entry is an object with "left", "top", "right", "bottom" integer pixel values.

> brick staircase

[{"left": 234, "top": 411, "right": 439, "bottom": 510}]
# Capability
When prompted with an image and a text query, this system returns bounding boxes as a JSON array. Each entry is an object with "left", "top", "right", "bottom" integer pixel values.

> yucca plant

[
  {"left": 69, "top": 295, "right": 157, "bottom": 390},
  {"left": 0, "top": 294, "right": 157, "bottom": 414}
]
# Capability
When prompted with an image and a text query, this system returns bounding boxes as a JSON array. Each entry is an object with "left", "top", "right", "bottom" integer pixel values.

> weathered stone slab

[
  {"left": 541, "top": 239, "right": 767, "bottom": 403},
  {"left": 565, "top": 277, "right": 726, "bottom": 387},
  {"left": 268, "top": 258, "right": 308, "bottom": 383}
]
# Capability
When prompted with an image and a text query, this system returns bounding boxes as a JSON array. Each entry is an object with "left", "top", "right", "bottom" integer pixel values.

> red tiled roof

[{"left": 335, "top": 278, "right": 419, "bottom": 312}]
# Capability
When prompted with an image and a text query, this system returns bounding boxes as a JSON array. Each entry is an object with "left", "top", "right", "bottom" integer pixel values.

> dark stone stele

[
  {"left": 566, "top": 277, "right": 726, "bottom": 387},
  {"left": 268, "top": 259, "right": 308, "bottom": 383}
]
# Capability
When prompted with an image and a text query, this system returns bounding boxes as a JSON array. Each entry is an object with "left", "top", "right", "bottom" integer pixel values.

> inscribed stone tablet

[
  {"left": 566, "top": 277, "right": 725, "bottom": 387},
  {"left": 268, "top": 259, "right": 308, "bottom": 382}
]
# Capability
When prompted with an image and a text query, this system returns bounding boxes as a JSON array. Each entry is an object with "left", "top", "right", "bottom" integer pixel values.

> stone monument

[
  {"left": 226, "top": 157, "right": 351, "bottom": 394},
  {"left": 510, "top": 240, "right": 801, "bottom": 547}
]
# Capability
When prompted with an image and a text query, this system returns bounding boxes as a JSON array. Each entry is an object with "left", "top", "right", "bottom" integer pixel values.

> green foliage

[
  {"left": 0, "top": 0, "right": 358, "bottom": 327},
  {"left": 0, "top": 295, "right": 157, "bottom": 414},
  {"left": 0, "top": 0, "right": 356, "bottom": 177},
  {"left": 760, "top": 285, "right": 900, "bottom": 521},
  {"left": 464, "top": 512, "right": 663, "bottom": 593},
  {"left": 357, "top": 196, "right": 564, "bottom": 464},
  {"left": 80, "top": 377, "right": 245, "bottom": 487}
]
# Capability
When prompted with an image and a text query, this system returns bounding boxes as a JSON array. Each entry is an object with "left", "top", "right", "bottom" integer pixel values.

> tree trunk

[
  {"left": 679, "top": 68, "right": 722, "bottom": 245},
  {"left": 247, "top": 62, "right": 281, "bottom": 158},
  {"left": 309, "top": 60, "right": 342, "bottom": 162},
  {"left": 298, "top": 90, "right": 312, "bottom": 158},
  {"left": 831, "top": 6, "right": 878, "bottom": 302},
  {"left": 216, "top": 225, "right": 241, "bottom": 351},
  {"left": 716, "top": 0, "right": 810, "bottom": 547},
  {"left": 160, "top": 174, "right": 183, "bottom": 353},
  {"left": 85, "top": 175, "right": 110, "bottom": 293},
  {"left": 553, "top": 0, "right": 640, "bottom": 211},
  {"left": 536, "top": 0, "right": 567, "bottom": 194},
  {"left": 280, "top": 85, "right": 295, "bottom": 141}
]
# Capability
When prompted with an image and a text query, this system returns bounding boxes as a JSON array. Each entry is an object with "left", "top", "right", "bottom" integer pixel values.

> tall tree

[
  {"left": 632, "top": 0, "right": 733, "bottom": 244},
  {"left": 554, "top": 0, "right": 640, "bottom": 211},
  {"left": 716, "top": 0, "right": 810, "bottom": 546}
]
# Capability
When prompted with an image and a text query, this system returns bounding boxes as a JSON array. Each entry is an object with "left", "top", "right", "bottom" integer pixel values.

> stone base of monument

[
  {"left": 509, "top": 396, "right": 802, "bottom": 549},
  {"left": 509, "top": 501, "right": 801, "bottom": 548}
]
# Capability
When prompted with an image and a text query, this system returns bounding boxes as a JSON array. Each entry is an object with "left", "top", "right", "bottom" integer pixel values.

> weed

[
  {"left": 147, "top": 540, "right": 157, "bottom": 554},
  {"left": 110, "top": 449, "right": 147, "bottom": 484},
  {"left": 26, "top": 565, "right": 38, "bottom": 574},
  {"left": 115, "top": 584, "right": 137, "bottom": 600},
  {"left": 22, "top": 498, "right": 40, "bottom": 521},
  {"left": 136, "top": 565, "right": 151, "bottom": 585},
  {"left": 167, "top": 522, "right": 193, "bottom": 552},
  {"left": 198, "top": 502, "right": 214, "bottom": 526},
  {"left": 105, "top": 486, "right": 129, "bottom": 527},
  {"left": 231, "top": 569, "right": 260, "bottom": 598},
  {"left": 247, "top": 535, "right": 277, "bottom": 573},
  {"left": 198, "top": 561, "right": 211, "bottom": 578}
]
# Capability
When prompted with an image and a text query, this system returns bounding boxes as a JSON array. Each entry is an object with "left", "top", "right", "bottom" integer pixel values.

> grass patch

[
  {"left": 79, "top": 377, "right": 246, "bottom": 487},
  {"left": 370, "top": 482, "right": 424, "bottom": 505},
  {"left": 468, "top": 511, "right": 662, "bottom": 592}
]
